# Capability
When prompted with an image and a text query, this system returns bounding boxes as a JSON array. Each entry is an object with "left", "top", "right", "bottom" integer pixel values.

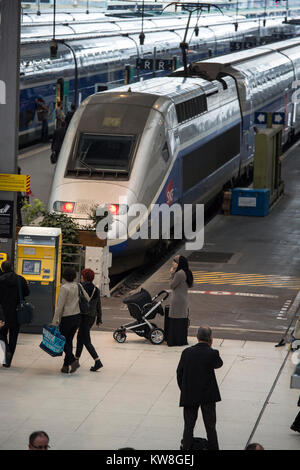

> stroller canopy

[{"left": 123, "top": 288, "right": 152, "bottom": 309}]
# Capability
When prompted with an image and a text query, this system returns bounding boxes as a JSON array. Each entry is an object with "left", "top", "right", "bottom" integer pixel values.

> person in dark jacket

[
  {"left": 0, "top": 261, "right": 30, "bottom": 367},
  {"left": 50, "top": 121, "right": 66, "bottom": 164},
  {"left": 65, "top": 103, "right": 76, "bottom": 128},
  {"left": 74, "top": 268, "right": 103, "bottom": 372},
  {"left": 177, "top": 326, "right": 223, "bottom": 450}
]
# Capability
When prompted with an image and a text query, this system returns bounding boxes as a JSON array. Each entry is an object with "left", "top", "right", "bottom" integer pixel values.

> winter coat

[
  {"left": 177, "top": 342, "right": 223, "bottom": 407},
  {"left": 0, "top": 272, "right": 30, "bottom": 327},
  {"left": 169, "top": 269, "right": 189, "bottom": 318},
  {"left": 52, "top": 281, "right": 80, "bottom": 325}
]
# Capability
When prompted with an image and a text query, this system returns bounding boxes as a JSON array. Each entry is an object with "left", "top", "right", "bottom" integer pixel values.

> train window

[
  {"left": 72, "top": 133, "right": 136, "bottom": 174},
  {"left": 96, "top": 85, "right": 108, "bottom": 93}
]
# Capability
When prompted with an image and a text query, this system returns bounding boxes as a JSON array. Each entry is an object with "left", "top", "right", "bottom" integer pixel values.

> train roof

[
  {"left": 86, "top": 76, "right": 219, "bottom": 106},
  {"left": 20, "top": 13, "right": 265, "bottom": 42},
  {"left": 192, "top": 36, "right": 300, "bottom": 67}
]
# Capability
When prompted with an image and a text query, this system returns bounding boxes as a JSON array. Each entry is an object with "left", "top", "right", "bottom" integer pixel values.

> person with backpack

[
  {"left": 74, "top": 269, "right": 103, "bottom": 372},
  {"left": 0, "top": 261, "right": 30, "bottom": 368}
]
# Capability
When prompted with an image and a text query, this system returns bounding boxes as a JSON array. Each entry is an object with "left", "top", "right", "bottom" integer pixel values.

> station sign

[
  {"left": 272, "top": 112, "right": 285, "bottom": 124},
  {"left": 0, "top": 253, "right": 7, "bottom": 262},
  {"left": 0, "top": 174, "right": 30, "bottom": 192},
  {"left": 0, "top": 200, "right": 14, "bottom": 238},
  {"left": 254, "top": 111, "right": 285, "bottom": 126},
  {"left": 254, "top": 112, "right": 267, "bottom": 125},
  {"left": 137, "top": 59, "right": 174, "bottom": 71}
]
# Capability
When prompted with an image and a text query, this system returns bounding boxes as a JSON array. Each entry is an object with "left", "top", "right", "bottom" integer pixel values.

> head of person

[
  {"left": 1, "top": 261, "right": 13, "bottom": 273},
  {"left": 28, "top": 431, "right": 50, "bottom": 450},
  {"left": 173, "top": 255, "right": 193, "bottom": 288},
  {"left": 197, "top": 326, "right": 212, "bottom": 345},
  {"left": 71, "top": 103, "right": 76, "bottom": 111},
  {"left": 81, "top": 268, "right": 95, "bottom": 283},
  {"left": 62, "top": 267, "right": 77, "bottom": 283},
  {"left": 245, "top": 443, "right": 264, "bottom": 450}
]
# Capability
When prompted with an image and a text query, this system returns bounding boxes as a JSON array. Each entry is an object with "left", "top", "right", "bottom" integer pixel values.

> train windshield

[{"left": 71, "top": 133, "right": 136, "bottom": 175}]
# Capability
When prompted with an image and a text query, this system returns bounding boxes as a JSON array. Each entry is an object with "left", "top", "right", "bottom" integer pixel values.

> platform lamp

[{"left": 50, "top": 40, "right": 79, "bottom": 110}]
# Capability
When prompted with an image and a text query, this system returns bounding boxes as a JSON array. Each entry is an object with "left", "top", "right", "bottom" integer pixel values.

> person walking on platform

[
  {"left": 55, "top": 101, "right": 65, "bottom": 129},
  {"left": 36, "top": 97, "right": 49, "bottom": 142},
  {"left": 177, "top": 326, "right": 223, "bottom": 450},
  {"left": 0, "top": 261, "right": 30, "bottom": 368},
  {"left": 51, "top": 267, "right": 81, "bottom": 374},
  {"left": 74, "top": 268, "right": 103, "bottom": 372},
  {"left": 65, "top": 103, "right": 76, "bottom": 128},
  {"left": 166, "top": 255, "right": 193, "bottom": 346},
  {"left": 50, "top": 121, "right": 66, "bottom": 164}
]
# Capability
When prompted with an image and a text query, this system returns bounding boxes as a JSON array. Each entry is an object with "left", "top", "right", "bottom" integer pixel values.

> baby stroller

[{"left": 113, "top": 288, "right": 169, "bottom": 345}]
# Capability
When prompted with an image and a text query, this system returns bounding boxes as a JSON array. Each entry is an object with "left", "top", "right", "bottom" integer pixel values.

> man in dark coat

[
  {"left": 177, "top": 326, "right": 223, "bottom": 450},
  {"left": 50, "top": 121, "right": 66, "bottom": 164},
  {"left": 0, "top": 261, "right": 30, "bottom": 367}
]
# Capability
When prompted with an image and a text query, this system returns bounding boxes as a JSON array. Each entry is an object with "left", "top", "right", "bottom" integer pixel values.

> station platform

[
  {"left": 103, "top": 140, "right": 300, "bottom": 343},
  {"left": 1, "top": 142, "right": 299, "bottom": 451},
  {"left": 0, "top": 331, "right": 299, "bottom": 450}
]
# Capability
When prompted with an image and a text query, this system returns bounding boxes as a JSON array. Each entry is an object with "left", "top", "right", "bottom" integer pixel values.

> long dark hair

[{"left": 175, "top": 255, "right": 193, "bottom": 288}]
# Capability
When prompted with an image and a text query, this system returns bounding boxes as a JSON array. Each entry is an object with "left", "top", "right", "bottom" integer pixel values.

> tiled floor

[{"left": 0, "top": 331, "right": 299, "bottom": 450}]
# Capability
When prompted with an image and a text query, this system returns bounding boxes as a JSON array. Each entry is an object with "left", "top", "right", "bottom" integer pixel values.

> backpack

[{"left": 78, "top": 283, "right": 96, "bottom": 314}]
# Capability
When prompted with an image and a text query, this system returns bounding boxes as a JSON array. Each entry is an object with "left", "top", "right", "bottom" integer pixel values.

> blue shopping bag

[{"left": 39, "top": 325, "right": 66, "bottom": 357}]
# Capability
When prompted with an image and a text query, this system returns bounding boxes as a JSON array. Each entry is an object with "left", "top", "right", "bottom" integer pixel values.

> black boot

[{"left": 90, "top": 359, "right": 103, "bottom": 372}]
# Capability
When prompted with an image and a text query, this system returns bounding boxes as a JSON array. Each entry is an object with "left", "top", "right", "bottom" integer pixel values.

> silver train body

[
  {"left": 49, "top": 37, "right": 300, "bottom": 273},
  {"left": 19, "top": 12, "right": 300, "bottom": 145}
]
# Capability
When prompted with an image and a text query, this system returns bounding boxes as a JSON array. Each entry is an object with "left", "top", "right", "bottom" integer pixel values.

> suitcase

[{"left": 180, "top": 437, "right": 208, "bottom": 450}]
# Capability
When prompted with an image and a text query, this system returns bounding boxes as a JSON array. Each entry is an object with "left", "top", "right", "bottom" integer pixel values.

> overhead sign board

[
  {"left": 0, "top": 174, "right": 30, "bottom": 192},
  {"left": 254, "top": 111, "right": 285, "bottom": 126},
  {"left": 0, "top": 200, "right": 14, "bottom": 238},
  {"left": 137, "top": 59, "right": 174, "bottom": 71}
]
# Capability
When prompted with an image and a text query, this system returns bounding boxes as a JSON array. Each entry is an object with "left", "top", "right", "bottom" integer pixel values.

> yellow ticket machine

[{"left": 17, "top": 226, "right": 62, "bottom": 333}]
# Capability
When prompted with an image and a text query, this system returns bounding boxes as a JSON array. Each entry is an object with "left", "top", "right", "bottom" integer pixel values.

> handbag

[
  {"left": 16, "top": 276, "right": 34, "bottom": 325},
  {"left": 78, "top": 283, "right": 96, "bottom": 314},
  {"left": 39, "top": 325, "right": 66, "bottom": 357}
]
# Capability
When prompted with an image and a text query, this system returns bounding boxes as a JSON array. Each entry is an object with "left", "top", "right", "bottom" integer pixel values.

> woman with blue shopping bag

[{"left": 51, "top": 267, "right": 81, "bottom": 374}]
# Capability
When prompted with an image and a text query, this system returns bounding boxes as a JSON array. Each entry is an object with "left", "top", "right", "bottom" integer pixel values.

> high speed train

[
  {"left": 19, "top": 13, "right": 300, "bottom": 146},
  {"left": 48, "top": 36, "right": 300, "bottom": 274}
]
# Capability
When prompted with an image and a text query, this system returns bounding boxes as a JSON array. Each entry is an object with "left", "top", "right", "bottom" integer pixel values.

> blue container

[{"left": 231, "top": 188, "right": 270, "bottom": 216}]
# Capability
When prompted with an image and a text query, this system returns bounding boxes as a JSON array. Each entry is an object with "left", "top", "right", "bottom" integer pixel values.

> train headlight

[
  {"left": 107, "top": 204, "right": 128, "bottom": 215},
  {"left": 53, "top": 201, "right": 75, "bottom": 213}
]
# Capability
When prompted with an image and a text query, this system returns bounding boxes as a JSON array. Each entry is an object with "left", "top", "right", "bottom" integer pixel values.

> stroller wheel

[
  {"left": 113, "top": 330, "right": 126, "bottom": 343},
  {"left": 149, "top": 328, "right": 165, "bottom": 345}
]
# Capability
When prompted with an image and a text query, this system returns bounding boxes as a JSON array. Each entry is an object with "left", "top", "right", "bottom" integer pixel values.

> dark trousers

[
  {"left": 183, "top": 403, "right": 219, "bottom": 450},
  {"left": 292, "top": 411, "right": 300, "bottom": 429},
  {"left": 60, "top": 314, "right": 81, "bottom": 366},
  {"left": 75, "top": 315, "right": 99, "bottom": 360},
  {"left": 41, "top": 119, "right": 48, "bottom": 142},
  {"left": 0, "top": 325, "right": 20, "bottom": 364}
]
